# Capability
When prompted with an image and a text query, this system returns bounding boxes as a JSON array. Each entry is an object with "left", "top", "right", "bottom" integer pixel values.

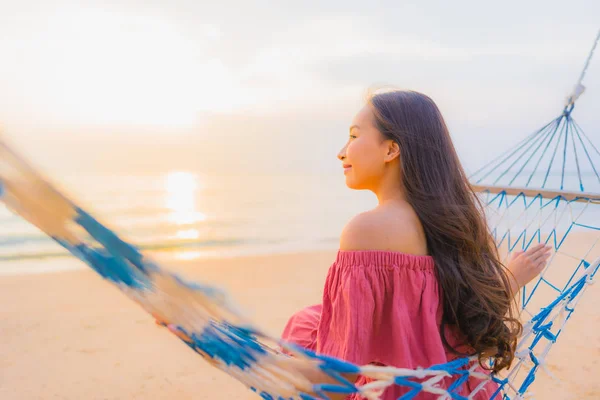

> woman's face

[{"left": 338, "top": 104, "right": 394, "bottom": 190}]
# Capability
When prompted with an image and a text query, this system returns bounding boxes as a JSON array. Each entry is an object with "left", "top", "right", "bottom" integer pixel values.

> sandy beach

[{"left": 1, "top": 248, "right": 599, "bottom": 399}]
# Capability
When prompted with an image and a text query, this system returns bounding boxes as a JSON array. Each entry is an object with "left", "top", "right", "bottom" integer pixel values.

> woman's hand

[{"left": 506, "top": 243, "right": 552, "bottom": 295}]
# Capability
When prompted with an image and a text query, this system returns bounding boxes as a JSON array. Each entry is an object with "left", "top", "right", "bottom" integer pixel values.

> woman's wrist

[{"left": 506, "top": 268, "right": 521, "bottom": 297}]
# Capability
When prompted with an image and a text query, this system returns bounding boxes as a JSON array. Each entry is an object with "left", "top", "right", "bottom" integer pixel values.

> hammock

[{"left": 0, "top": 30, "right": 599, "bottom": 400}]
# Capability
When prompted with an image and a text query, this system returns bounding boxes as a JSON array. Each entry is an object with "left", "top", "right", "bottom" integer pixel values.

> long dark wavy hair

[{"left": 368, "top": 89, "right": 522, "bottom": 372}]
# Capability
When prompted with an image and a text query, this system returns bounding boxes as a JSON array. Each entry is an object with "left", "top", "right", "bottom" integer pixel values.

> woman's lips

[{"left": 343, "top": 165, "right": 352, "bottom": 174}]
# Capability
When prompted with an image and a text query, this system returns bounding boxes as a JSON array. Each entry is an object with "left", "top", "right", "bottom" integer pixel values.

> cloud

[{"left": 0, "top": 0, "right": 598, "bottom": 176}]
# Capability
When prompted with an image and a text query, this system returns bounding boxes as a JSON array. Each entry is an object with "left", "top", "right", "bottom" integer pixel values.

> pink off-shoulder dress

[{"left": 282, "top": 250, "right": 500, "bottom": 400}]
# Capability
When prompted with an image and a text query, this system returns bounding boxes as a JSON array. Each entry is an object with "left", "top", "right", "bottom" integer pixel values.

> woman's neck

[{"left": 373, "top": 169, "right": 407, "bottom": 205}]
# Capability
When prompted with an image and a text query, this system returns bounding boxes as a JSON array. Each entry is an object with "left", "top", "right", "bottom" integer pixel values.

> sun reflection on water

[{"left": 165, "top": 171, "right": 206, "bottom": 232}]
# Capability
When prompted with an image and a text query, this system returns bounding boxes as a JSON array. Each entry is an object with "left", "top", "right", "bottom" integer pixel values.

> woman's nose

[{"left": 337, "top": 145, "right": 347, "bottom": 161}]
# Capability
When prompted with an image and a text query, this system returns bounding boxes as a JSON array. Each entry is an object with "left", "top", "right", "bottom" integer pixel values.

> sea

[{"left": 0, "top": 171, "right": 376, "bottom": 275}]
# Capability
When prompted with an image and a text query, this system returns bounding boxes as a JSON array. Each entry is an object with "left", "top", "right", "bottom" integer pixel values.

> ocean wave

[
  {"left": 0, "top": 234, "right": 49, "bottom": 246},
  {"left": 0, "top": 237, "right": 252, "bottom": 261}
]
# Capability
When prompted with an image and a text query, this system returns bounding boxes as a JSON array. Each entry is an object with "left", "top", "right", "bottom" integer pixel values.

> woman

[{"left": 281, "top": 90, "right": 551, "bottom": 399}]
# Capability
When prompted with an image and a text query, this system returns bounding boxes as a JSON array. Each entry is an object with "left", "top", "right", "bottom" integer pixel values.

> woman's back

[{"left": 282, "top": 202, "right": 498, "bottom": 399}]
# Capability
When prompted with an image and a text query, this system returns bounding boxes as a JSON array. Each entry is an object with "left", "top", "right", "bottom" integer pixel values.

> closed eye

[{"left": 349, "top": 135, "right": 357, "bottom": 139}]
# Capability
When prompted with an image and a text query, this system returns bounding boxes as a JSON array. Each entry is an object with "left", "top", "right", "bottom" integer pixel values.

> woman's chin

[{"left": 344, "top": 176, "right": 360, "bottom": 190}]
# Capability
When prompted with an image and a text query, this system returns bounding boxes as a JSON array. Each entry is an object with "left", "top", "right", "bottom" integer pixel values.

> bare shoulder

[{"left": 339, "top": 204, "right": 428, "bottom": 255}]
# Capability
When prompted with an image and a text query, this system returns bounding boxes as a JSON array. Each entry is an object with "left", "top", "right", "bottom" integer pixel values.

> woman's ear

[{"left": 385, "top": 140, "right": 400, "bottom": 162}]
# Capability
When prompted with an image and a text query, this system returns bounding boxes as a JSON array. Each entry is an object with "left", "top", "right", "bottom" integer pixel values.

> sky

[{"left": 0, "top": 0, "right": 598, "bottom": 175}]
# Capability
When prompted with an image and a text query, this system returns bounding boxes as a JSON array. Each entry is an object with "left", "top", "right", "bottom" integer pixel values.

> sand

[{"left": 1, "top": 248, "right": 599, "bottom": 399}]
